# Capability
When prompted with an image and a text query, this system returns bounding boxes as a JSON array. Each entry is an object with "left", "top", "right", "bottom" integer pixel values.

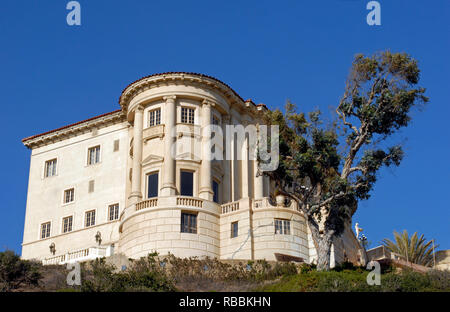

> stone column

[
  {"left": 129, "top": 105, "right": 144, "bottom": 204},
  {"left": 230, "top": 114, "right": 239, "bottom": 201},
  {"left": 254, "top": 125, "right": 264, "bottom": 199},
  {"left": 199, "top": 99, "right": 214, "bottom": 200},
  {"left": 254, "top": 160, "right": 264, "bottom": 199},
  {"left": 222, "top": 115, "right": 231, "bottom": 203},
  {"left": 241, "top": 121, "right": 249, "bottom": 199},
  {"left": 161, "top": 95, "right": 177, "bottom": 196}
]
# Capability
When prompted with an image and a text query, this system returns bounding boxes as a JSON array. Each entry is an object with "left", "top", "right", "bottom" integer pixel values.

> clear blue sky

[{"left": 0, "top": 0, "right": 448, "bottom": 254}]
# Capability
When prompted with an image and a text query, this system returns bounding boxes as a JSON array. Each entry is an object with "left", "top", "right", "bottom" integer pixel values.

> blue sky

[{"left": 0, "top": 0, "right": 448, "bottom": 254}]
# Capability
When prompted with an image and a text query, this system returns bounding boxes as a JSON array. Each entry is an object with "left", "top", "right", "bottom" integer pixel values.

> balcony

[
  {"left": 42, "top": 246, "right": 112, "bottom": 265},
  {"left": 120, "top": 196, "right": 219, "bottom": 232},
  {"left": 143, "top": 124, "right": 165, "bottom": 142}
]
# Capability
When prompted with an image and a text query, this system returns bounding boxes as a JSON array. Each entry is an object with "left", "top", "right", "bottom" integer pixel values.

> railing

[
  {"left": 67, "top": 248, "right": 90, "bottom": 261},
  {"left": 42, "top": 254, "right": 66, "bottom": 265},
  {"left": 143, "top": 124, "right": 165, "bottom": 142},
  {"left": 176, "top": 123, "right": 201, "bottom": 138},
  {"left": 136, "top": 198, "right": 158, "bottom": 211},
  {"left": 42, "top": 246, "right": 108, "bottom": 265},
  {"left": 221, "top": 201, "right": 240, "bottom": 214},
  {"left": 177, "top": 196, "right": 203, "bottom": 208}
]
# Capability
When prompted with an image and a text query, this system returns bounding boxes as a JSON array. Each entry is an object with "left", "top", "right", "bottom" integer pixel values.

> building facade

[{"left": 21, "top": 72, "right": 363, "bottom": 266}]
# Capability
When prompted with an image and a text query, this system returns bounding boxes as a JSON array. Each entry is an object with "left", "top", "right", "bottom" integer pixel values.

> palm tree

[{"left": 382, "top": 230, "right": 438, "bottom": 267}]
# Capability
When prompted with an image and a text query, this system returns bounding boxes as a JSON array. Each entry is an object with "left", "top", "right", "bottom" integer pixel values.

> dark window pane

[
  {"left": 147, "top": 173, "right": 159, "bottom": 198},
  {"left": 212, "top": 180, "right": 219, "bottom": 203},
  {"left": 180, "top": 171, "right": 193, "bottom": 196},
  {"left": 181, "top": 212, "right": 197, "bottom": 233}
]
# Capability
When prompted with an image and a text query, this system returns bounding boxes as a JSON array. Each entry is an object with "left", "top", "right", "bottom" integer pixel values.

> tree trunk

[
  {"left": 306, "top": 215, "right": 334, "bottom": 271},
  {"left": 316, "top": 235, "right": 333, "bottom": 271}
]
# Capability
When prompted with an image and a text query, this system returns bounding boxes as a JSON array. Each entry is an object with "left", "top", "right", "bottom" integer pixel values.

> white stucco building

[{"left": 21, "top": 72, "right": 363, "bottom": 266}]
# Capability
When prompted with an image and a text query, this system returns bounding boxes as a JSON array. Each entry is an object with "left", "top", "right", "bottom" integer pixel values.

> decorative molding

[
  {"left": 163, "top": 95, "right": 177, "bottom": 102},
  {"left": 22, "top": 111, "right": 126, "bottom": 149},
  {"left": 119, "top": 73, "right": 246, "bottom": 114},
  {"left": 141, "top": 154, "right": 164, "bottom": 166}
]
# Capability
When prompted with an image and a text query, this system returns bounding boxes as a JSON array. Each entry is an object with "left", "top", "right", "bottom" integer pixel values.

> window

[
  {"left": 147, "top": 172, "right": 159, "bottom": 198},
  {"left": 88, "top": 145, "right": 101, "bottom": 165},
  {"left": 181, "top": 107, "right": 194, "bottom": 124},
  {"left": 108, "top": 204, "right": 119, "bottom": 221},
  {"left": 45, "top": 159, "right": 57, "bottom": 178},
  {"left": 180, "top": 171, "right": 193, "bottom": 196},
  {"left": 231, "top": 221, "right": 238, "bottom": 238},
  {"left": 113, "top": 139, "right": 120, "bottom": 152},
  {"left": 212, "top": 180, "right": 219, "bottom": 203},
  {"left": 85, "top": 210, "right": 96, "bottom": 227},
  {"left": 64, "top": 188, "right": 75, "bottom": 204},
  {"left": 88, "top": 180, "right": 95, "bottom": 193},
  {"left": 41, "top": 222, "right": 51, "bottom": 239},
  {"left": 149, "top": 108, "right": 161, "bottom": 127},
  {"left": 62, "top": 216, "right": 73, "bottom": 233},
  {"left": 181, "top": 212, "right": 197, "bottom": 233},
  {"left": 274, "top": 219, "right": 291, "bottom": 235},
  {"left": 212, "top": 116, "right": 220, "bottom": 125}
]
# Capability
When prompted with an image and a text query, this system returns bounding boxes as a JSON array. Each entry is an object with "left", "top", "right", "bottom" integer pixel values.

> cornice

[
  {"left": 119, "top": 72, "right": 264, "bottom": 116},
  {"left": 22, "top": 110, "right": 126, "bottom": 149}
]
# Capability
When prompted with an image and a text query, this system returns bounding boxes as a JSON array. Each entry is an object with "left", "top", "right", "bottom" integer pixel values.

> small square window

[
  {"left": 113, "top": 139, "right": 120, "bottom": 152},
  {"left": 108, "top": 204, "right": 119, "bottom": 221},
  {"left": 274, "top": 219, "right": 290, "bottom": 235},
  {"left": 62, "top": 216, "right": 73, "bottom": 233},
  {"left": 88, "top": 146, "right": 101, "bottom": 165},
  {"left": 181, "top": 212, "right": 197, "bottom": 233},
  {"left": 231, "top": 221, "right": 238, "bottom": 238},
  {"left": 64, "top": 188, "right": 75, "bottom": 204},
  {"left": 45, "top": 159, "right": 57, "bottom": 177},
  {"left": 181, "top": 107, "right": 194, "bottom": 124},
  {"left": 41, "top": 222, "right": 51, "bottom": 239},
  {"left": 85, "top": 210, "right": 96, "bottom": 227},
  {"left": 88, "top": 180, "right": 95, "bottom": 193},
  {"left": 149, "top": 109, "right": 161, "bottom": 127}
]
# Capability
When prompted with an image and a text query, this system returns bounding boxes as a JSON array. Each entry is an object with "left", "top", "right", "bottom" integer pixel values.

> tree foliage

[
  {"left": 262, "top": 51, "right": 428, "bottom": 270},
  {"left": 0, "top": 250, "right": 41, "bottom": 291}
]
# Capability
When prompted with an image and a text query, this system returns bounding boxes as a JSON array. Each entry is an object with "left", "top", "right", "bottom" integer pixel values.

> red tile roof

[{"left": 22, "top": 109, "right": 122, "bottom": 143}]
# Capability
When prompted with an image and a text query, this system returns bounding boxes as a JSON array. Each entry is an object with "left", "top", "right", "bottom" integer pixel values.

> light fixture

[
  {"left": 49, "top": 243, "right": 56, "bottom": 255},
  {"left": 95, "top": 231, "right": 102, "bottom": 245}
]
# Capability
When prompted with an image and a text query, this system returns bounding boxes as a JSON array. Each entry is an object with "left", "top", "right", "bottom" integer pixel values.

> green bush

[
  {"left": 80, "top": 254, "right": 176, "bottom": 292},
  {"left": 0, "top": 250, "right": 41, "bottom": 291},
  {"left": 257, "top": 266, "right": 450, "bottom": 292}
]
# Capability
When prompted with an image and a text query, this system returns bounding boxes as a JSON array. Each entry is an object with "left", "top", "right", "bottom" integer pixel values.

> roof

[
  {"left": 22, "top": 72, "right": 269, "bottom": 146},
  {"left": 119, "top": 72, "right": 247, "bottom": 106},
  {"left": 22, "top": 109, "right": 122, "bottom": 143}
]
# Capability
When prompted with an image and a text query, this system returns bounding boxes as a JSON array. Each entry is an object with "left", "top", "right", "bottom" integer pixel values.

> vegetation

[
  {"left": 383, "top": 230, "right": 438, "bottom": 266},
  {"left": 0, "top": 251, "right": 448, "bottom": 292},
  {"left": 261, "top": 51, "right": 428, "bottom": 270},
  {"left": 0, "top": 250, "right": 41, "bottom": 291},
  {"left": 257, "top": 267, "right": 450, "bottom": 292}
]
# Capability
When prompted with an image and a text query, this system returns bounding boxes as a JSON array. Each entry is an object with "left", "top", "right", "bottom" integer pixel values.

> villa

[{"left": 21, "top": 72, "right": 364, "bottom": 266}]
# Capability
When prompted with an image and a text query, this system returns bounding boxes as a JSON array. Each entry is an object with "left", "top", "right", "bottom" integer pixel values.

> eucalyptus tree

[{"left": 261, "top": 51, "right": 428, "bottom": 270}]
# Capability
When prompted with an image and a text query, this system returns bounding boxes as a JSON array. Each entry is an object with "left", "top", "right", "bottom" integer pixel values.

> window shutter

[{"left": 89, "top": 180, "right": 95, "bottom": 193}]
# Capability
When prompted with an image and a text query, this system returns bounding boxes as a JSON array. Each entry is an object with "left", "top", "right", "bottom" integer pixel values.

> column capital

[
  {"left": 136, "top": 104, "right": 145, "bottom": 112},
  {"left": 163, "top": 95, "right": 177, "bottom": 102},
  {"left": 202, "top": 99, "right": 215, "bottom": 107},
  {"left": 222, "top": 114, "right": 231, "bottom": 124}
]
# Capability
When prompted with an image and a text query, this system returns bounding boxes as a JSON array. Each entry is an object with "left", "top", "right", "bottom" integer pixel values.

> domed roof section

[{"left": 119, "top": 72, "right": 248, "bottom": 112}]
